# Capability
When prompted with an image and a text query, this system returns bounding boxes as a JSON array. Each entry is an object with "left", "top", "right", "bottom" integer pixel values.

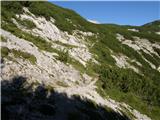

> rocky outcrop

[{"left": 1, "top": 4, "right": 156, "bottom": 120}]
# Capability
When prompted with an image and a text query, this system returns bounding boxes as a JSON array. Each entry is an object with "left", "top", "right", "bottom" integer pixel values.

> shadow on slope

[{"left": 1, "top": 76, "right": 130, "bottom": 120}]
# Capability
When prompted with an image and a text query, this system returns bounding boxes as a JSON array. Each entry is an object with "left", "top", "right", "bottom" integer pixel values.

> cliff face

[{"left": 1, "top": 1, "right": 160, "bottom": 120}]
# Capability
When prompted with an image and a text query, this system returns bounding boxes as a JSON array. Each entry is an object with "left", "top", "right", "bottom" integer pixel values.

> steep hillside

[{"left": 1, "top": 1, "right": 160, "bottom": 120}]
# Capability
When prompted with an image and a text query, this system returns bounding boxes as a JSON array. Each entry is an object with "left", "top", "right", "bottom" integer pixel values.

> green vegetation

[
  {"left": 101, "top": 24, "right": 160, "bottom": 43},
  {"left": 104, "top": 90, "right": 160, "bottom": 120},
  {"left": 1, "top": 1, "right": 160, "bottom": 41},
  {"left": 2, "top": 22, "right": 54, "bottom": 52},
  {"left": 69, "top": 59, "right": 86, "bottom": 73},
  {"left": 15, "top": 18, "right": 36, "bottom": 29},
  {"left": 56, "top": 49, "right": 87, "bottom": 73},
  {"left": 140, "top": 50, "right": 160, "bottom": 67},
  {"left": 96, "top": 65, "right": 160, "bottom": 120},
  {"left": 1, "top": 47, "right": 10, "bottom": 57},
  {"left": 153, "top": 47, "right": 160, "bottom": 56},
  {"left": 1, "top": 47, "right": 37, "bottom": 64},
  {"left": 12, "top": 49, "right": 37, "bottom": 64},
  {"left": 56, "top": 50, "right": 70, "bottom": 63},
  {"left": 2, "top": 19, "right": 86, "bottom": 72},
  {"left": 53, "top": 41, "right": 77, "bottom": 48},
  {"left": 1, "top": 36, "right": 7, "bottom": 42},
  {"left": 1, "top": 1, "right": 100, "bottom": 34},
  {"left": 139, "top": 20, "right": 160, "bottom": 33},
  {"left": 2, "top": 21, "right": 66, "bottom": 57},
  {"left": 90, "top": 41, "right": 116, "bottom": 66},
  {"left": 28, "top": 2, "right": 101, "bottom": 34},
  {"left": 130, "top": 31, "right": 160, "bottom": 43},
  {"left": 1, "top": 1, "right": 160, "bottom": 120},
  {"left": 85, "top": 62, "right": 97, "bottom": 76}
]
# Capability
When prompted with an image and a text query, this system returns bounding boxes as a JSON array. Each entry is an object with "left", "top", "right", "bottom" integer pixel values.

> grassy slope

[{"left": 1, "top": 1, "right": 160, "bottom": 119}]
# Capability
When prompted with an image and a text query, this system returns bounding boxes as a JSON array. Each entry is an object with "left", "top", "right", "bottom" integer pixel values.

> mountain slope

[{"left": 1, "top": 1, "right": 160, "bottom": 120}]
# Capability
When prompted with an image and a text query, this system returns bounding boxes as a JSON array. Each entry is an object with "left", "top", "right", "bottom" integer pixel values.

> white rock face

[
  {"left": 73, "top": 30, "right": 94, "bottom": 37},
  {"left": 1, "top": 29, "right": 92, "bottom": 86},
  {"left": 0, "top": 8, "right": 152, "bottom": 120},
  {"left": 116, "top": 34, "right": 160, "bottom": 56},
  {"left": 13, "top": 8, "right": 97, "bottom": 66},
  {"left": 116, "top": 33, "right": 160, "bottom": 69},
  {"left": 128, "top": 28, "right": 139, "bottom": 32},
  {"left": 121, "top": 103, "right": 151, "bottom": 120},
  {"left": 111, "top": 54, "right": 140, "bottom": 73},
  {"left": 1, "top": 30, "right": 151, "bottom": 120},
  {"left": 141, "top": 55, "right": 156, "bottom": 69},
  {"left": 158, "top": 66, "right": 160, "bottom": 72},
  {"left": 156, "top": 31, "right": 160, "bottom": 35},
  {"left": 117, "top": 34, "right": 160, "bottom": 56}
]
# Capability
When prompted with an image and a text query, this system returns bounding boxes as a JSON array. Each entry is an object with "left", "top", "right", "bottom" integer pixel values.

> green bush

[
  {"left": 1, "top": 47, "right": 10, "bottom": 57},
  {"left": 153, "top": 47, "right": 160, "bottom": 56},
  {"left": 2, "top": 22, "right": 56, "bottom": 53},
  {"left": 1, "top": 47, "right": 36, "bottom": 64},
  {"left": 96, "top": 65, "right": 160, "bottom": 120},
  {"left": 57, "top": 50, "right": 70, "bottom": 63},
  {"left": 141, "top": 50, "right": 159, "bottom": 67},
  {"left": 15, "top": 18, "right": 36, "bottom": 29},
  {"left": 139, "top": 20, "right": 160, "bottom": 32},
  {"left": 1, "top": 2, "right": 160, "bottom": 120},
  {"left": 12, "top": 49, "right": 37, "bottom": 64},
  {"left": 1, "top": 36, "right": 7, "bottom": 42},
  {"left": 53, "top": 41, "right": 77, "bottom": 48}
]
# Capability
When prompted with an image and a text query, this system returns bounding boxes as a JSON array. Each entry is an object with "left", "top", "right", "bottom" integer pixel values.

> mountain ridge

[{"left": 1, "top": 1, "right": 160, "bottom": 120}]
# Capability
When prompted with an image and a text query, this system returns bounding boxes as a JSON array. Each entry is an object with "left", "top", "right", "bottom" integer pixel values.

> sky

[{"left": 51, "top": 1, "right": 160, "bottom": 26}]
